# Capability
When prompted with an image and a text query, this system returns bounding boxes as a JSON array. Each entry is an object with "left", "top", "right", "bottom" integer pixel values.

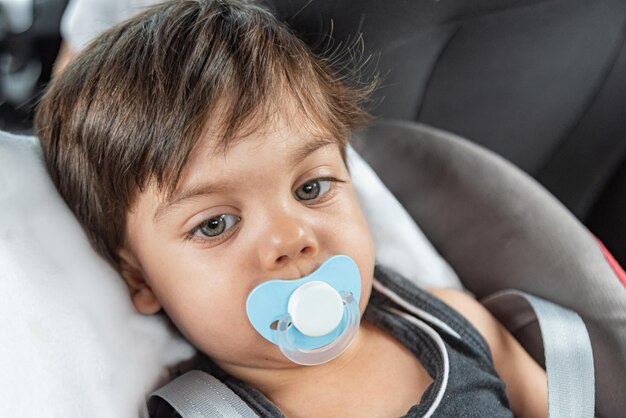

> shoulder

[
  {"left": 427, "top": 287, "right": 522, "bottom": 366},
  {"left": 426, "top": 288, "right": 503, "bottom": 343},
  {"left": 427, "top": 288, "right": 548, "bottom": 418}
]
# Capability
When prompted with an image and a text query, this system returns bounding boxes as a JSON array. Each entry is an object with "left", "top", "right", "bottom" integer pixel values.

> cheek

[
  {"left": 330, "top": 194, "right": 376, "bottom": 309},
  {"left": 345, "top": 190, "right": 376, "bottom": 261},
  {"left": 138, "top": 246, "right": 249, "bottom": 345},
  {"left": 157, "top": 274, "right": 267, "bottom": 363},
  {"left": 126, "top": 198, "right": 279, "bottom": 364},
  {"left": 140, "top": 247, "right": 283, "bottom": 366}
]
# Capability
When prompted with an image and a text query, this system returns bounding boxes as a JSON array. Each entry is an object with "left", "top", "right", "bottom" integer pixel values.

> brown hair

[{"left": 35, "top": 0, "right": 376, "bottom": 269}]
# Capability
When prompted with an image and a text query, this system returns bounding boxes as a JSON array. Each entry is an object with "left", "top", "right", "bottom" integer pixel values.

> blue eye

[
  {"left": 294, "top": 179, "right": 333, "bottom": 201},
  {"left": 190, "top": 214, "right": 240, "bottom": 239}
]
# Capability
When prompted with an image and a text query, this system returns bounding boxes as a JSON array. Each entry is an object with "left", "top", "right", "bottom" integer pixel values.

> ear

[{"left": 117, "top": 247, "right": 162, "bottom": 315}]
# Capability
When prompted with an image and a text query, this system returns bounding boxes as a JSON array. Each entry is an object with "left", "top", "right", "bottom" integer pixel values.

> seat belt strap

[
  {"left": 483, "top": 290, "right": 595, "bottom": 418},
  {"left": 147, "top": 370, "right": 259, "bottom": 418}
]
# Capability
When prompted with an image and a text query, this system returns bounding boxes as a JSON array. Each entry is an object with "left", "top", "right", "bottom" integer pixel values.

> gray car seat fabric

[
  {"left": 266, "top": 0, "right": 626, "bottom": 267},
  {"left": 352, "top": 119, "right": 626, "bottom": 418}
]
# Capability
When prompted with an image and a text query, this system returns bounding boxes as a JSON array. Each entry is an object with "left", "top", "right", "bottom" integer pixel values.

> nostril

[{"left": 275, "top": 246, "right": 314, "bottom": 265}]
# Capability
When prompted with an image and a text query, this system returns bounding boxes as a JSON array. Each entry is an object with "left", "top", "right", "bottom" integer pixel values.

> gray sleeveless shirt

[{"left": 150, "top": 265, "right": 513, "bottom": 417}]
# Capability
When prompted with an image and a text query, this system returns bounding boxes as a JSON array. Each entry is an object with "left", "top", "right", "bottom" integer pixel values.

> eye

[
  {"left": 294, "top": 178, "right": 335, "bottom": 201},
  {"left": 188, "top": 214, "right": 241, "bottom": 240}
]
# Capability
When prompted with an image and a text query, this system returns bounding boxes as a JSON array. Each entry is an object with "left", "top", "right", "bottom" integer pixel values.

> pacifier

[{"left": 246, "top": 255, "right": 361, "bottom": 366}]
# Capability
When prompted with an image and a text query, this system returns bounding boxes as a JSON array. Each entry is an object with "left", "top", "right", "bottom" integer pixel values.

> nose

[{"left": 258, "top": 206, "right": 319, "bottom": 272}]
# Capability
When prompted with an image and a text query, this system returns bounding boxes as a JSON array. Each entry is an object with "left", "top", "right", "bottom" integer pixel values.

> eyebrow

[
  {"left": 153, "top": 136, "right": 335, "bottom": 222},
  {"left": 287, "top": 136, "right": 335, "bottom": 168}
]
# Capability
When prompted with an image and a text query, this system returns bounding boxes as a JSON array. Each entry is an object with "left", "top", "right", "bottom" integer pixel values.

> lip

[{"left": 266, "top": 259, "right": 327, "bottom": 282}]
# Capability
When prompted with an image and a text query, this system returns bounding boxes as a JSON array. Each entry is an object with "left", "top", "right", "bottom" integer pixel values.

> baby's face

[{"left": 119, "top": 111, "right": 375, "bottom": 371}]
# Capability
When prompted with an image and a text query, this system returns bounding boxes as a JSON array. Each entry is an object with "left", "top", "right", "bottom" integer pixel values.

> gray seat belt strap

[
  {"left": 482, "top": 290, "right": 595, "bottom": 418},
  {"left": 147, "top": 370, "right": 259, "bottom": 418}
]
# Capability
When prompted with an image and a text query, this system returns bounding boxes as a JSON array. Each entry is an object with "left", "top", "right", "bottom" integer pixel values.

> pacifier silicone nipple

[{"left": 246, "top": 255, "right": 362, "bottom": 366}]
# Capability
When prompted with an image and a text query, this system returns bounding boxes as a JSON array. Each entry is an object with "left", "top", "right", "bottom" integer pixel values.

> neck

[{"left": 214, "top": 321, "right": 380, "bottom": 400}]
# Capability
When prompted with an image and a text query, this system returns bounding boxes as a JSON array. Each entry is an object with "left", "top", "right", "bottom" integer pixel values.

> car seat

[{"left": 353, "top": 119, "right": 626, "bottom": 418}]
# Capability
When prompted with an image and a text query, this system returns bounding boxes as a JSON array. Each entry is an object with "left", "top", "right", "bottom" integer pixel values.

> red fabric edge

[{"left": 595, "top": 237, "right": 626, "bottom": 288}]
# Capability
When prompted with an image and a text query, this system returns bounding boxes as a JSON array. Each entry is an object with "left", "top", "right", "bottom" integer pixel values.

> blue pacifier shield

[{"left": 246, "top": 255, "right": 361, "bottom": 351}]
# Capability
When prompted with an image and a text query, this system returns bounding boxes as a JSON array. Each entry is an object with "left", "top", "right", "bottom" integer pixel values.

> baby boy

[{"left": 35, "top": 1, "right": 547, "bottom": 416}]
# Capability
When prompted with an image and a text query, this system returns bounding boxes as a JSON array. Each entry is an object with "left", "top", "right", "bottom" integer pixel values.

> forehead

[
  {"left": 187, "top": 104, "right": 341, "bottom": 178},
  {"left": 210, "top": 90, "right": 341, "bottom": 149},
  {"left": 194, "top": 93, "right": 346, "bottom": 169},
  {"left": 150, "top": 107, "right": 344, "bottom": 220},
  {"left": 128, "top": 82, "right": 349, "bottom": 209}
]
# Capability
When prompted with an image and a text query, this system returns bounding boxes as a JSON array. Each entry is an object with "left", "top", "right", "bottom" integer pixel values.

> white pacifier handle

[
  {"left": 288, "top": 281, "right": 344, "bottom": 337},
  {"left": 276, "top": 290, "right": 360, "bottom": 366}
]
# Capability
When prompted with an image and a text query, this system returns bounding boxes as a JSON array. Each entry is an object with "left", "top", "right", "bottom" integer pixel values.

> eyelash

[
  {"left": 184, "top": 177, "right": 346, "bottom": 244},
  {"left": 184, "top": 214, "right": 241, "bottom": 244},
  {"left": 294, "top": 177, "right": 345, "bottom": 203}
]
